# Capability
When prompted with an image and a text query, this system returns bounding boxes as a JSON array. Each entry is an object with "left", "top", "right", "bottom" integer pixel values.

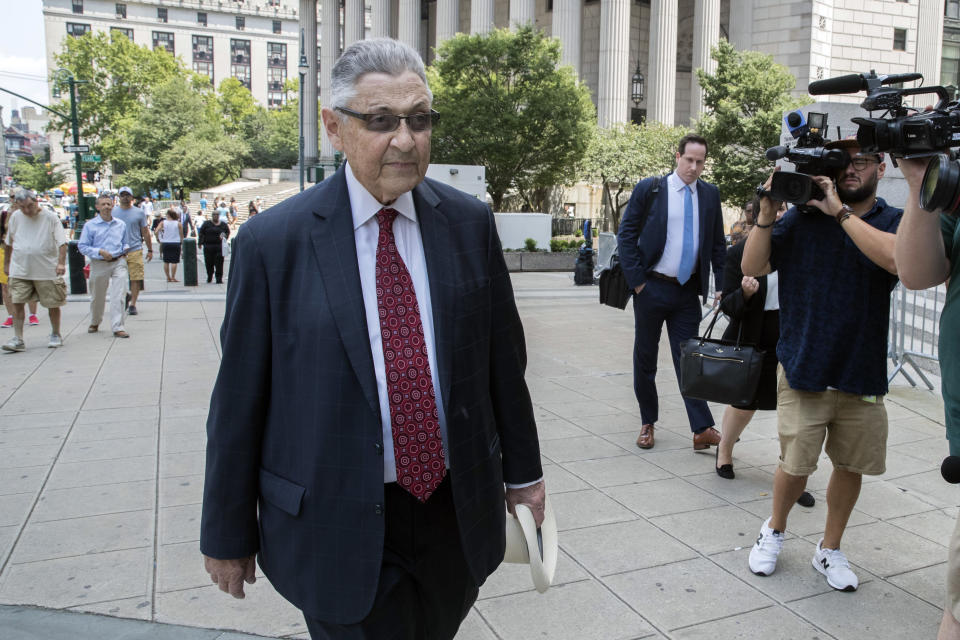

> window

[
  {"left": 153, "top": 31, "right": 175, "bottom": 54},
  {"left": 193, "top": 61, "right": 213, "bottom": 82},
  {"left": 158, "top": 7, "right": 168, "bottom": 23},
  {"left": 231, "top": 64, "right": 251, "bottom": 90},
  {"left": 893, "top": 28, "right": 907, "bottom": 50},
  {"left": 236, "top": 16, "right": 245, "bottom": 31},
  {"left": 273, "top": 20, "right": 282, "bottom": 34},
  {"left": 72, "top": 0, "right": 83, "bottom": 14},
  {"left": 230, "top": 39, "right": 251, "bottom": 89},
  {"left": 317, "top": 45, "right": 322, "bottom": 85},
  {"left": 66, "top": 23, "right": 91, "bottom": 37},
  {"left": 193, "top": 35, "right": 213, "bottom": 81},
  {"left": 950, "top": 0, "right": 960, "bottom": 19},
  {"left": 268, "top": 66, "right": 287, "bottom": 92},
  {"left": 546, "top": 0, "right": 552, "bottom": 11},
  {"left": 268, "top": 42, "right": 287, "bottom": 68},
  {"left": 198, "top": 12, "right": 207, "bottom": 26},
  {"left": 111, "top": 27, "right": 134, "bottom": 42},
  {"left": 268, "top": 91, "right": 286, "bottom": 109},
  {"left": 116, "top": 3, "right": 126, "bottom": 18},
  {"left": 942, "top": 44, "right": 960, "bottom": 97}
]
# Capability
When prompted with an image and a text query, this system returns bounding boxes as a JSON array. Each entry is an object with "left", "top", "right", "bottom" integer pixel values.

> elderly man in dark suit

[
  {"left": 616, "top": 134, "right": 726, "bottom": 451},
  {"left": 200, "top": 38, "right": 545, "bottom": 640}
]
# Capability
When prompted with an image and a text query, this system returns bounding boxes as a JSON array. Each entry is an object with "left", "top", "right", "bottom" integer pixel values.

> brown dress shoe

[
  {"left": 636, "top": 424, "right": 655, "bottom": 449},
  {"left": 693, "top": 426, "right": 722, "bottom": 450}
]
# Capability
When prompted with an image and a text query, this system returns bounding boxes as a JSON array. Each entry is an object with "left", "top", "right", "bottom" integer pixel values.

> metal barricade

[{"left": 888, "top": 282, "right": 943, "bottom": 389}]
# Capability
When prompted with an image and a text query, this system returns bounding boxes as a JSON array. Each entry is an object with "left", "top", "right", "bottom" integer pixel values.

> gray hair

[
  {"left": 13, "top": 188, "right": 36, "bottom": 202},
  {"left": 330, "top": 38, "right": 431, "bottom": 113}
]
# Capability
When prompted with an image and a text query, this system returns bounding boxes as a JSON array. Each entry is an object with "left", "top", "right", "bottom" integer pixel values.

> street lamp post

[
  {"left": 631, "top": 63, "right": 645, "bottom": 108},
  {"left": 298, "top": 29, "right": 310, "bottom": 192}
]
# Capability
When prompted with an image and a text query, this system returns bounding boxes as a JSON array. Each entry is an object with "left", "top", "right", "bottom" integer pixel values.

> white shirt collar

[
  {"left": 669, "top": 171, "right": 698, "bottom": 194},
  {"left": 345, "top": 161, "right": 418, "bottom": 230}
]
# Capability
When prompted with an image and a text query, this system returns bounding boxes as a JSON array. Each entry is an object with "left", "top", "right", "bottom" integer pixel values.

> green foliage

[
  {"left": 695, "top": 40, "right": 805, "bottom": 207},
  {"left": 428, "top": 26, "right": 595, "bottom": 211},
  {"left": 549, "top": 237, "right": 583, "bottom": 252},
  {"left": 580, "top": 121, "right": 687, "bottom": 230},
  {"left": 524, "top": 237, "right": 538, "bottom": 251},
  {"left": 11, "top": 157, "right": 67, "bottom": 193}
]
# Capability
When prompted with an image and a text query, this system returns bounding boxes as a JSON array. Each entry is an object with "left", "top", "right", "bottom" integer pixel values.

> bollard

[
  {"left": 182, "top": 237, "right": 198, "bottom": 286},
  {"left": 67, "top": 240, "right": 87, "bottom": 295}
]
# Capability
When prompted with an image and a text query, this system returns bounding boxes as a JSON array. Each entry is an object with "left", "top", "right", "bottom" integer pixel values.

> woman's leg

[{"left": 718, "top": 406, "right": 756, "bottom": 467}]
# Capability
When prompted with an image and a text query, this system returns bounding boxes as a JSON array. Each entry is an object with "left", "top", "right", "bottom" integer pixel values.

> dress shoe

[
  {"left": 636, "top": 424, "right": 655, "bottom": 449},
  {"left": 693, "top": 427, "right": 722, "bottom": 450},
  {"left": 796, "top": 491, "right": 816, "bottom": 507},
  {"left": 87, "top": 325, "right": 99, "bottom": 333}
]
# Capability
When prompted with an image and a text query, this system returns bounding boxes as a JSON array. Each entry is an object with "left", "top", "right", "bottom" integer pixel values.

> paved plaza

[{"left": 0, "top": 257, "right": 954, "bottom": 639}]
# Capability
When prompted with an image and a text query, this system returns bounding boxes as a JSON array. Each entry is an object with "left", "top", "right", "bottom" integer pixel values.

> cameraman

[
  {"left": 895, "top": 157, "right": 960, "bottom": 640},
  {"left": 742, "top": 139, "right": 901, "bottom": 591}
]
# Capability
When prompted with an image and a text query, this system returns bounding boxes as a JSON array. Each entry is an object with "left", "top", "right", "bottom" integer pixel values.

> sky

[{"left": 0, "top": 3, "right": 50, "bottom": 124}]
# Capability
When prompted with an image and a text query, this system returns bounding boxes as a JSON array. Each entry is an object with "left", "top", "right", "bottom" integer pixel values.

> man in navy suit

[
  {"left": 200, "top": 38, "right": 545, "bottom": 639},
  {"left": 616, "top": 135, "right": 725, "bottom": 450}
]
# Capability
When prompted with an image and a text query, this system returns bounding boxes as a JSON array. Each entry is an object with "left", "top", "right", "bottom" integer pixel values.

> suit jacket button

[
  {"left": 374, "top": 503, "right": 383, "bottom": 515},
  {"left": 374, "top": 443, "right": 383, "bottom": 455}
]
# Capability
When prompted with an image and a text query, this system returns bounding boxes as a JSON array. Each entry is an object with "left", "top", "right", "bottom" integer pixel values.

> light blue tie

[{"left": 677, "top": 184, "right": 696, "bottom": 285}]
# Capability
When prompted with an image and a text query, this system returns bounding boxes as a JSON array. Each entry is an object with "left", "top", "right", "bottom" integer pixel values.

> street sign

[
  {"left": 81, "top": 154, "right": 101, "bottom": 162},
  {"left": 63, "top": 144, "right": 90, "bottom": 153}
]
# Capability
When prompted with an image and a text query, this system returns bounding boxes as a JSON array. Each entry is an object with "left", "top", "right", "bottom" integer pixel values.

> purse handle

[{"left": 700, "top": 306, "right": 747, "bottom": 351}]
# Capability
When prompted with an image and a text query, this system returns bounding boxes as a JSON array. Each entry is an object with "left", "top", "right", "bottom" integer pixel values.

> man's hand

[
  {"left": 203, "top": 554, "right": 257, "bottom": 599},
  {"left": 506, "top": 481, "right": 546, "bottom": 527},
  {"left": 807, "top": 176, "right": 843, "bottom": 218},
  {"left": 55, "top": 263, "right": 66, "bottom": 276},
  {"left": 634, "top": 283, "right": 645, "bottom": 295},
  {"left": 145, "top": 250, "right": 153, "bottom": 263},
  {"left": 98, "top": 249, "right": 114, "bottom": 261},
  {"left": 898, "top": 157, "right": 930, "bottom": 192},
  {"left": 741, "top": 276, "right": 759, "bottom": 299}
]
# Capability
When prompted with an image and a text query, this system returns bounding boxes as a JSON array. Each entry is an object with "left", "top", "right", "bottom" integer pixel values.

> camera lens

[{"left": 920, "top": 155, "right": 960, "bottom": 213}]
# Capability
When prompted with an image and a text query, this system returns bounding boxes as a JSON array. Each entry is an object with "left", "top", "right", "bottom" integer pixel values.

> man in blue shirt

[
  {"left": 79, "top": 193, "right": 130, "bottom": 338},
  {"left": 742, "top": 139, "right": 901, "bottom": 592}
]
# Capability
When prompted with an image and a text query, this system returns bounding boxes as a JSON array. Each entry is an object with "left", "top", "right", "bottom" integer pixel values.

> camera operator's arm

[
  {"left": 809, "top": 175, "right": 897, "bottom": 275},
  {"left": 741, "top": 173, "right": 778, "bottom": 277},
  {"left": 894, "top": 157, "right": 951, "bottom": 289}
]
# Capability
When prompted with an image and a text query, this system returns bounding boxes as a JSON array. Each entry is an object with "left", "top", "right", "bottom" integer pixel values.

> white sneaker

[
  {"left": 48, "top": 334, "right": 63, "bottom": 348},
  {"left": 2, "top": 336, "right": 25, "bottom": 352},
  {"left": 748, "top": 517, "right": 784, "bottom": 576},
  {"left": 812, "top": 539, "right": 858, "bottom": 591}
]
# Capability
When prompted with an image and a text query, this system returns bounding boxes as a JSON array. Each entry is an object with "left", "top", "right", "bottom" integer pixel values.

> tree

[
  {"left": 428, "top": 26, "right": 595, "bottom": 211},
  {"left": 695, "top": 39, "right": 805, "bottom": 207},
  {"left": 218, "top": 78, "right": 260, "bottom": 136},
  {"left": 11, "top": 156, "right": 67, "bottom": 193},
  {"left": 580, "top": 121, "right": 688, "bottom": 230}
]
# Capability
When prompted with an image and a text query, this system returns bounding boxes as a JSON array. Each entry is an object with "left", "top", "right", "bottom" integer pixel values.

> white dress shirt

[{"left": 652, "top": 171, "right": 701, "bottom": 277}]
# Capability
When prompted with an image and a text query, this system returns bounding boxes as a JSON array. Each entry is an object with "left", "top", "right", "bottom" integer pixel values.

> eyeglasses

[
  {"left": 850, "top": 157, "right": 880, "bottom": 170},
  {"left": 336, "top": 107, "right": 439, "bottom": 133}
]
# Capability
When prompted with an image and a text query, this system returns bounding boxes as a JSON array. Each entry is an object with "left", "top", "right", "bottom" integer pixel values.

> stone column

[
  {"left": 597, "top": 0, "right": 631, "bottom": 127},
  {"left": 398, "top": 0, "right": 420, "bottom": 52},
  {"left": 689, "top": 0, "right": 719, "bottom": 121},
  {"left": 301, "top": 0, "right": 320, "bottom": 168},
  {"left": 320, "top": 0, "right": 338, "bottom": 163},
  {"left": 344, "top": 0, "right": 364, "bottom": 46},
  {"left": 369, "top": 0, "right": 391, "bottom": 38},
  {"left": 646, "top": 0, "right": 677, "bottom": 125},
  {"left": 552, "top": 0, "right": 581, "bottom": 74},
  {"left": 509, "top": 0, "right": 535, "bottom": 29},
  {"left": 916, "top": 0, "right": 944, "bottom": 104},
  {"left": 436, "top": 0, "right": 458, "bottom": 45},
  {"left": 471, "top": 0, "right": 495, "bottom": 34},
  {"left": 727, "top": 0, "right": 752, "bottom": 51}
]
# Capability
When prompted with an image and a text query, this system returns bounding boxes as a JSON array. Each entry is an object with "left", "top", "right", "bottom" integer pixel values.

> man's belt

[{"left": 649, "top": 271, "right": 682, "bottom": 285}]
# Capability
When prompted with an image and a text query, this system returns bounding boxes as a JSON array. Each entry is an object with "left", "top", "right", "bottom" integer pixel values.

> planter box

[{"left": 504, "top": 251, "right": 576, "bottom": 272}]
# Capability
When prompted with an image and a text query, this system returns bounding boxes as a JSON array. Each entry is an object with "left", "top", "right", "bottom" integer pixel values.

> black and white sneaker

[{"left": 812, "top": 539, "right": 858, "bottom": 591}]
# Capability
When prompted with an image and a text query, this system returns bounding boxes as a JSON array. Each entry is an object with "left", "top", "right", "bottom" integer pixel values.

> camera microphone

[
  {"left": 809, "top": 74, "right": 868, "bottom": 96},
  {"left": 766, "top": 146, "right": 789, "bottom": 161},
  {"left": 942, "top": 456, "right": 960, "bottom": 484},
  {"left": 882, "top": 72, "right": 923, "bottom": 87}
]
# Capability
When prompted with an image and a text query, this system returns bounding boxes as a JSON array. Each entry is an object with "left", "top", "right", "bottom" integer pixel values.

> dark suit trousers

[
  {"left": 632, "top": 277, "right": 715, "bottom": 432},
  {"left": 304, "top": 478, "right": 478, "bottom": 640},
  {"left": 202, "top": 246, "right": 224, "bottom": 283}
]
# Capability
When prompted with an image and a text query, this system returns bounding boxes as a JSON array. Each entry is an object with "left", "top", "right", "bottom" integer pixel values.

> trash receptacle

[
  {"left": 67, "top": 240, "right": 87, "bottom": 295},
  {"left": 182, "top": 237, "right": 198, "bottom": 286}
]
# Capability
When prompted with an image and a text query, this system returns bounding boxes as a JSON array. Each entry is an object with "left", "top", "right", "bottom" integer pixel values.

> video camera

[
  {"left": 808, "top": 70, "right": 960, "bottom": 213},
  {"left": 765, "top": 110, "right": 848, "bottom": 205}
]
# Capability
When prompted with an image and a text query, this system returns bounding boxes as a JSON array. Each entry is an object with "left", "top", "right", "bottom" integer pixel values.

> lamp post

[
  {"left": 298, "top": 29, "right": 309, "bottom": 192},
  {"left": 631, "top": 63, "right": 645, "bottom": 108}
]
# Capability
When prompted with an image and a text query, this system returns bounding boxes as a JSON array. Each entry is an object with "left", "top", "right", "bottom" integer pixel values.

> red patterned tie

[{"left": 375, "top": 208, "right": 446, "bottom": 501}]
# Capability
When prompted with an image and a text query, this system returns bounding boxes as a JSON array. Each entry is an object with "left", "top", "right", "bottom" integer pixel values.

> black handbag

[
  {"left": 599, "top": 260, "right": 631, "bottom": 309},
  {"left": 679, "top": 308, "right": 765, "bottom": 406}
]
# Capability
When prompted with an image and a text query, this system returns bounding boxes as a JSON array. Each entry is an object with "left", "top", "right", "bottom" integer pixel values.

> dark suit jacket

[
  {"left": 200, "top": 168, "right": 543, "bottom": 624},
  {"left": 719, "top": 240, "right": 768, "bottom": 344},
  {"left": 616, "top": 174, "right": 726, "bottom": 303}
]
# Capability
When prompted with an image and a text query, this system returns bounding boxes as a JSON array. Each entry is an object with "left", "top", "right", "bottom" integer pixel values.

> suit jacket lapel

[
  {"left": 413, "top": 180, "right": 454, "bottom": 413},
  {"left": 310, "top": 170, "right": 380, "bottom": 416}
]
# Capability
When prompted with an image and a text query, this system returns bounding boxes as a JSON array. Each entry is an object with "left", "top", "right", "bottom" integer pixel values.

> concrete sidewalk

[{"left": 0, "top": 259, "right": 953, "bottom": 639}]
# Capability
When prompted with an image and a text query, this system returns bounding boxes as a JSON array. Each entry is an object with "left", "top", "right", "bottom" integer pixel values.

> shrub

[{"left": 524, "top": 238, "right": 538, "bottom": 252}]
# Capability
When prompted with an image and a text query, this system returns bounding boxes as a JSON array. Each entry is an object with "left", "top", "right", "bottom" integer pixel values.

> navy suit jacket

[
  {"left": 200, "top": 168, "right": 542, "bottom": 624},
  {"left": 616, "top": 174, "right": 726, "bottom": 303}
]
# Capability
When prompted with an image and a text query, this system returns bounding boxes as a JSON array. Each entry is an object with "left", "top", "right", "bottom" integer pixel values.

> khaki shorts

[
  {"left": 776, "top": 364, "right": 888, "bottom": 476},
  {"left": 126, "top": 250, "right": 144, "bottom": 281},
  {"left": 9, "top": 277, "right": 67, "bottom": 308},
  {"left": 948, "top": 513, "right": 960, "bottom": 621}
]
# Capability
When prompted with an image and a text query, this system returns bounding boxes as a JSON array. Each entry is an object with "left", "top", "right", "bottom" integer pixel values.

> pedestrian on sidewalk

[
  {"left": 79, "top": 193, "right": 130, "bottom": 338},
  {"left": 197, "top": 208, "right": 229, "bottom": 283},
  {"left": 1, "top": 203, "right": 40, "bottom": 328},
  {"left": 156, "top": 208, "right": 184, "bottom": 283},
  {"left": 112, "top": 187, "right": 153, "bottom": 316},
  {"left": 247, "top": 200, "right": 257, "bottom": 218},
  {"left": 228, "top": 198, "right": 238, "bottom": 228},
  {"left": 743, "top": 140, "right": 900, "bottom": 592},
  {"left": 2, "top": 188, "right": 67, "bottom": 352}
]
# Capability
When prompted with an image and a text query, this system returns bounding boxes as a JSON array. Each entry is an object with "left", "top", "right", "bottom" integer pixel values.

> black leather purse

[{"left": 679, "top": 308, "right": 765, "bottom": 406}]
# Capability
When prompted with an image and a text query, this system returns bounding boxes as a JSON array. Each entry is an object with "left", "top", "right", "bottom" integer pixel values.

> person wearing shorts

[
  {"left": 2, "top": 188, "right": 68, "bottom": 352},
  {"left": 112, "top": 187, "right": 153, "bottom": 316},
  {"left": 742, "top": 139, "right": 901, "bottom": 592}
]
